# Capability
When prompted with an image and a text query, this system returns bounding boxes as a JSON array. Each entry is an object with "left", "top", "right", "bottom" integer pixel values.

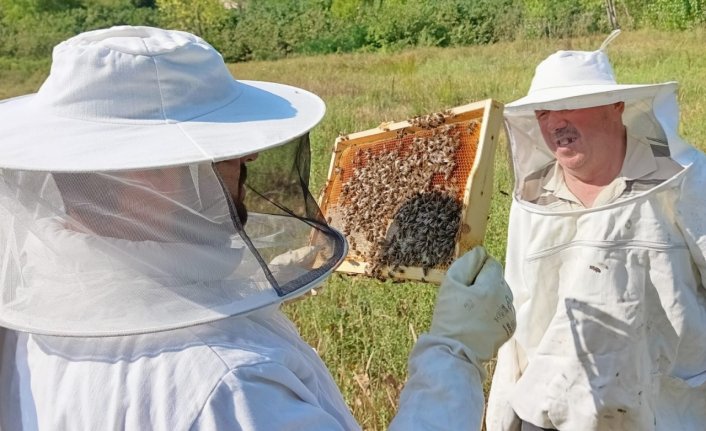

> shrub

[
  {"left": 0, "top": 1, "right": 159, "bottom": 58},
  {"left": 229, "top": 0, "right": 345, "bottom": 61},
  {"left": 521, "top": 0, "right": 609, "bottom": 38},
  {"left": 640, "top": 0, "right": 706, "bottom": 30},
  {"left": 1, "top": 0, "right": 703, "bottom": 63}
]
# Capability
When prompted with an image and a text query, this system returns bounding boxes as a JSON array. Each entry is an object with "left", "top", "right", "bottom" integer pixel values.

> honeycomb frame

[{"left": 319, "top": 98, "right": 504, "bottom": 284}]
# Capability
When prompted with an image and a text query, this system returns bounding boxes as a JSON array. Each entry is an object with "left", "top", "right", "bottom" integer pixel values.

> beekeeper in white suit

[
  {"left": 0, "top": 26, "right": 515, "bottom": 430},
  {"left": 486, "top": 30, "right": 706, "bottom": 431}
]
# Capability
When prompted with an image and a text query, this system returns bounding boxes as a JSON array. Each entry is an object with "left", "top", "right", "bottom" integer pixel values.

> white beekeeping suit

[
  {"left": 0, "top": 26, "right": 515, "bottom": 430},
  {"left": 486, "top": 31, "right": 706, "bottom": 430}
]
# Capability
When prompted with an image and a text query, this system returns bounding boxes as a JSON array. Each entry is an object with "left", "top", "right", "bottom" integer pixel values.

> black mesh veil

[
  {"left": 0, "top": 134, "right": 346, "bottom": 336},
  {"left": 236, "top": 134, "right": 344, "bottom": 295}
]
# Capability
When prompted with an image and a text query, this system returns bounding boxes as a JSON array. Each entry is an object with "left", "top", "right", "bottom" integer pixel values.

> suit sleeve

[{"left": 388, "top": 334, "right": 486, "bottom": 431}]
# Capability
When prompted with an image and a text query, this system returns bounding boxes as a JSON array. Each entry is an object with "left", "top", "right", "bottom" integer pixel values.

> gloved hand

[
  {"left": 268, "top": 246, "right": 323, "bottom": 297},
  {"left": 268, "top": 245, "right": 319, "bottom": 267},
  {"left": 430, "top": 246, "right": 516, "bottom": 364}
]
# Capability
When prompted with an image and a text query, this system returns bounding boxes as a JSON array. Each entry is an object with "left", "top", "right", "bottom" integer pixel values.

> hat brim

[
  {"left": 505, "top": 82, "right": 677, "bottom": 114},
  {"left": 0, "top": 80, "right": 325, "bottom": 172}
]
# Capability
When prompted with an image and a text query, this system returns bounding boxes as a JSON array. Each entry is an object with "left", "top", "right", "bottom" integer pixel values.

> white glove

[
  {"left": 269, "top": 246, "right": 323, "bottom": 297},
  {"left": 268, "top": 245, "right": 319, "bottom": 267},
  {"left": 430, "top": 246, "right": 516, "bottom": 364}
]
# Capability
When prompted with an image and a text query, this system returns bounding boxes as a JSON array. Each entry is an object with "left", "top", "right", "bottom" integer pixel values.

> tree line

[{"left": 1, "top": 0, "right": 704, "bottom": 62}]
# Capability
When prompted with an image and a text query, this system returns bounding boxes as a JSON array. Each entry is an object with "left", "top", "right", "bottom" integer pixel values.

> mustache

[{"left": 550, "top": 126, "right": 580, "bottom": 141}]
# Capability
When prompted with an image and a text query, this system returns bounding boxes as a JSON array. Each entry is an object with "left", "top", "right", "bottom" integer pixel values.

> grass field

[{"left": 3, "top": 29, "right": 705, "bottom": 430}]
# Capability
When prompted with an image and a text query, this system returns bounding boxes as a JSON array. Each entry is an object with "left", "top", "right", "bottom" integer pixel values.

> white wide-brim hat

[
  {"left": 505, "top": 30, "right": 677, "bottom": 113},
  {"left": 0, "top": 26, "right": 326, "bottom": 172}
]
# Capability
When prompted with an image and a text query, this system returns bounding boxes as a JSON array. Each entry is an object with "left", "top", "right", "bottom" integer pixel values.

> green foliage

[
  {"left": 0, "top": 0, "right": 158, "bottom": 58},
  {"left": 616, "top": 0, "right": 706, "bottom": 29},
  {"left": 330, "top": 0, "right": 367, "bottom": 19},
  {"left": 642, "top": 0, "right": 706, "bottom": 29},
  {"left": 366, "top": 0, "right": 520, "bottom": 49},
  {"left": 156, "top": 0, "right": 240, "bottom": 61},
  {"left": 2, "top": 0, "right": 705, "bottom": 62},
  {"left": 0, "top": 56, "right": 49, "bottom": 98},
  {"left": 222, "top": 0, "right": 523, "bottom": 61},
  {"left": 156, "top": 0, "right": 234, "bottom": 37},
  {"left": 0, "top": 0, "right": 81, "bottom": 19},
  {"left": 521, "top": 0, "right": 609, "bottom": 37},
  {"left": 80, "top": 3, "right": 158, "bottom": 31},
  {"left": 227, "top": 0, "right": 334, "bottom": 61}
]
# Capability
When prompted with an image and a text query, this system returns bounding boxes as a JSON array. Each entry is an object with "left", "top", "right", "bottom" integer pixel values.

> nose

[{"left": 545, "top": 111, "right": 569, "bottom": 131}]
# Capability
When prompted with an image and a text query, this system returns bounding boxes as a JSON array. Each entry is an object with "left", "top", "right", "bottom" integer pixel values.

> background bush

[
  {"left": 642, "top": 0, "right": 706, "bottom": 29},
  {"left": 521, "top": 0, "right": 609, "bottom": 37},
  {"left": 0, "top": 0, "right": 159, "bottom": 57},
  {"left": 1, "top": 0, "right": 704, "bottom": 62}
]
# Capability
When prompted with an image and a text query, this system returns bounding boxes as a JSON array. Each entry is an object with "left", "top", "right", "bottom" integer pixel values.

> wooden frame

[{"left": 319, "top": 98, "right": 504, "bottom": 284}]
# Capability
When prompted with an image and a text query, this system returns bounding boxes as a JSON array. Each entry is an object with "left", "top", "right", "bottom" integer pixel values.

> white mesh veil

[
  {"left": 0, "top": 135, "right": 346, "bottom": 336},
  {"left": 0, "top": 26, "right": 347, "bottom": 336}
]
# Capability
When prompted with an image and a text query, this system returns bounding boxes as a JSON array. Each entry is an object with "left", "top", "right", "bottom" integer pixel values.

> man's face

[
  {"left": 214, "top": 153, "right": 259, "bottom": 225},
  {"left": 535, "top": 102, "right": 626, "bottom": 178}
]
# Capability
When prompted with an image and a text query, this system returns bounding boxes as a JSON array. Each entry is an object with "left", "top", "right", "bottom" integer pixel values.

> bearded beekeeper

[
  {"left": 0, "top": 26, "right": 515, "bottom": 430},
  {"left": 485, "top": 30, "right": 706, "bottom": 431}
]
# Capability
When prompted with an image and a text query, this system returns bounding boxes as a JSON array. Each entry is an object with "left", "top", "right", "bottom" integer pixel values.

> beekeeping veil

[
  {"left": 504, "top": 30, "right": 694, "bottom": 202},
  {"left": 0, "top": 26, "right": 346, "bottom": 336}
]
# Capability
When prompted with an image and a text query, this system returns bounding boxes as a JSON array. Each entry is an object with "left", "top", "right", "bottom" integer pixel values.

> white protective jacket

[
  {"left": 0, "top": 318, "right": 486, "bottom": 431},
  {"left": 486, "top": 84, "right": 706, "bottom": 429},
  {"left": 0, "top": 223, "right": 488, "bottom": 431}
]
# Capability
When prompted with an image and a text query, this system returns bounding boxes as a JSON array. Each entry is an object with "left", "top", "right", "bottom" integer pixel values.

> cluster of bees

[
  {"left": 379, "top": 191, "right": 461, "bottom": 273},
  {"left": 408, "top": 111, "right": 449, "bottom": 129},
  {"left": 334, "top": 112, "right": 474, "bottom": 279}
]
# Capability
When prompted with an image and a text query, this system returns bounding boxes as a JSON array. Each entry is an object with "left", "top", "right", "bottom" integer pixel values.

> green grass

[{"left": 3, "top": 28, "right": 705, "bottom": 430}]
